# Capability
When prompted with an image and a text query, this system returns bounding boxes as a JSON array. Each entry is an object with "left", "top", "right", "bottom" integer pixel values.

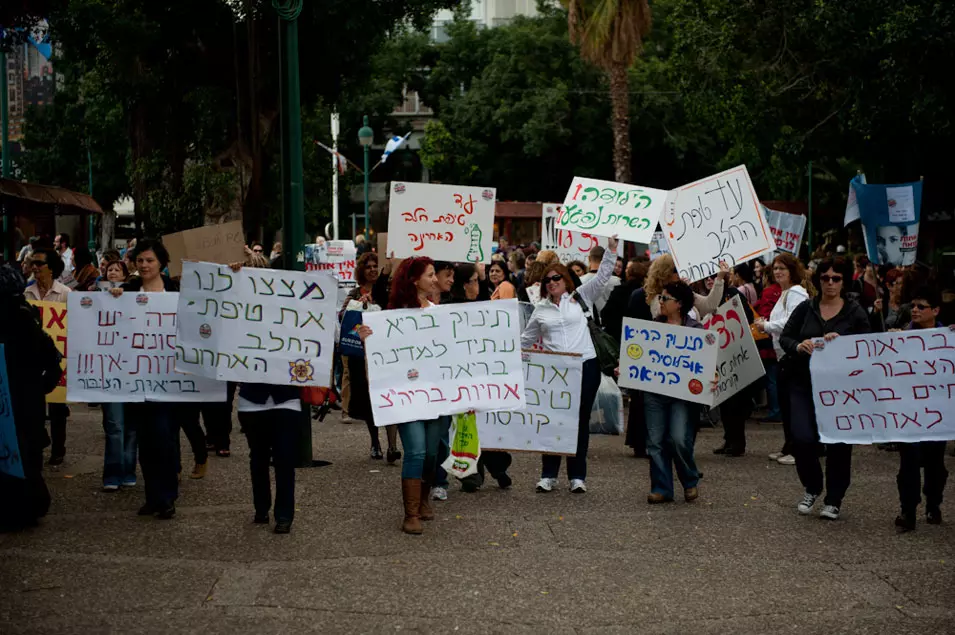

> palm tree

[{"left": 563, "top": 0, "right": 652, "bottom": 184}]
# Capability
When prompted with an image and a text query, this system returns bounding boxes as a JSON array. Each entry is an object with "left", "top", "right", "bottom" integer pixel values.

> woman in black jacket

[{"left": 779, "top": 257, "right": 871, "bottom": 521}]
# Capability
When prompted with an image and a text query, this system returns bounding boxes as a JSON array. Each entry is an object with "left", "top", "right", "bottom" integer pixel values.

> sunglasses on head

[
  {"left": 544, "top": 274, "right": 563, "bottom": 284},
  {"left": 911, "top": 302, "right": 934, "bottom": 310},
  {"left": 820, "top": 275, "right": 843, "bottom": 283}
]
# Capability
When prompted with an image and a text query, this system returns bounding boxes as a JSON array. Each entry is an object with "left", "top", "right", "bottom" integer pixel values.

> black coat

[
  {"left": 779, "top": 297, "right": 871, "bottom": 386},
  {"left": 602, "top": 279, "right": 642, "bottom": 341}
]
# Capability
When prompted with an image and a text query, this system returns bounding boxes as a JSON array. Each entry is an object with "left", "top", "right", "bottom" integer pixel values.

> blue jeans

[
  {"left": 102, "top": 403, "right": 137, "bottom": 486},
  {"left": 128, "top": 402, "right": 181, "bottom": 509},
  {"left": 397, "top": 419, "right": 443, "bottom": 480},
  {"left": 644, "top": 393, "right": 700, "bottom": 498},
  {"left": 434, "top": 415, "right": 452, "bottom": 487}
]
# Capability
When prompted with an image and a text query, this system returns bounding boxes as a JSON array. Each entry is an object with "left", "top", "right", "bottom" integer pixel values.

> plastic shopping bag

[
  {"left": 441, "top": 411, "right": 481, "bottom": 478},
  {"left": 589, "top": 373, "right": 624, "bottom": 435}
]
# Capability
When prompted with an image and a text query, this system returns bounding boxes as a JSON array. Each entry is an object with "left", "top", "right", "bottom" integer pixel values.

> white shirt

[
  {"left": 579, "top": 269, "right": 620, "bottom": 313},
  {"left": 237, "top": 396, "right": 302, "bottom": 413},
  {"left": 24, "top": 280, "right": 72, "bottom": 303},
  {"left": 521, "top": 247, "right": 616, "bottom": 361},
  {"left": 59, "top": 248, "right": 74, "bottom": 281},
  {"left": 761, "top": 285, "right": 809, "bottom": 359}
]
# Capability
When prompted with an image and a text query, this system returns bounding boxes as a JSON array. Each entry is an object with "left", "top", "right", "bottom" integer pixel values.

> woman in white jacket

[{"left": 754, "top": 253, "right": 810, "bottom": 466}]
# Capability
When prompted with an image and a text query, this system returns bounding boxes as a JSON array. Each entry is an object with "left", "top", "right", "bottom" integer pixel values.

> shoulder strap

[{"left": 572, "top": 289, "right": 590, "bottom": 313}]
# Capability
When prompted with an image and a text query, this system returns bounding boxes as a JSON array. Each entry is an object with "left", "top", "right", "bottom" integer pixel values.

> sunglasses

[
  {"left": 659, "top": 294, "right": 676, "bottom": 303},
  {"left": 544, "top": 274, "right": 563, "bottom": 284},
  {"left": 252, "top": 248, "right": 263, "bottom": 253},
  {"left": 911, "top": 303, "right": 934, "bottom": 310},
  {"left": 820, "top": 275, "right": 843, "bottom": 283}
]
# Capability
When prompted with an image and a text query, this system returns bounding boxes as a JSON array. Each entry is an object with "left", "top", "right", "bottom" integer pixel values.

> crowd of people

[{"left": 2, "top": 231, "right": 954, "bottom": 537}]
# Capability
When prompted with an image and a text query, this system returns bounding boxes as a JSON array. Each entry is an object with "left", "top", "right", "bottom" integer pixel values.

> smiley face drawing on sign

[{"left": 626, "top": 343, "right": 644, "bottom": 360}]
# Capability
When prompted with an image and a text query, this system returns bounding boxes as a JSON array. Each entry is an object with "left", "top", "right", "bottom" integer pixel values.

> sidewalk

[{"left": 1, "top": 406, "right": 953, "bottom": 633}]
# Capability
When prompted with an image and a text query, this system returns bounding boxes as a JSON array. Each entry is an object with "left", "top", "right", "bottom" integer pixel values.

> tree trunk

[{"left": 609, "top": 61, "right": 631, "bottom": 184}]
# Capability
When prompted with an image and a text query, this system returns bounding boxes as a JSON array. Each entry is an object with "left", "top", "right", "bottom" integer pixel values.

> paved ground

[{"left": 1, "top": 405, "right": 954, "bottom": 634}]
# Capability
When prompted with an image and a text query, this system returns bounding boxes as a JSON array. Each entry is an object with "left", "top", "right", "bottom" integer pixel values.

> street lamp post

[
  {"left": 358, "top": 116, "right": 373, "bottom": 241},
  {"left": 1, "top": 35, "right": 10, "bottom": 262}
]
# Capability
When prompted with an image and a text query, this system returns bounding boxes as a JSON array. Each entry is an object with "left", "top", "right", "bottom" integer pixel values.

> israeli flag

[{"left": 381, "top": 132, "right": 411, "bottom": 163}]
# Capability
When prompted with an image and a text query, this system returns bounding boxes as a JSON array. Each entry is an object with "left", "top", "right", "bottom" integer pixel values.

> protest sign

[
  {"left": 559, "top": 177, "right": 666, "bottom": 244},
  {"left": 305, "top": 240, "right": 358, "bottom": 307},
  {"left": 541, "top": 203, "right": 625, "bottom": 264},
  {"left": 386, "top": 182, "right": 496, "bottom": 263},
  {"left": 851, "top": 177, "right": 923, "bottom": 266},
  {"left": 67, "top": 292, "right": 226, "bottom": 402},
  {"left": 0, "top": 345, "right": 25, "bottom": 479},
  {"left": 617, "top": 318, "right": 718, "bottom": 405},
  {"left": 663, "top": 165, "right": 774, "bottom": 282},
  {"left": 761, "top": 206, "right": 806, "bottom": 255},
  {"left": 701, "top": 297, "right": 765, "bottom": 405},
  {"left": 363, "top": 300, "right": 524, "bottom": 425},
  {"left": 479, "top": 351, "right": 582, "bottom": 455},
  {"left": 810, "top": 328, "right": 955, "bottom": 443},
  {"left": 161, "top": 220, "right": 245, "bottom": 278},
  {"left": 176, "top": 262, "right": 338, "bottom": 386},
  {"left": 27, "top": 300, "right": 67, "bottom": 403}
]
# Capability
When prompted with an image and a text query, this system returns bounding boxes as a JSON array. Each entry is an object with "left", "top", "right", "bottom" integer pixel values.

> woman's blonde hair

[
  {"left": 246, "top": 253, "right": 270, "bottom": 268},
  {"left": 536, "top": 250, "right": 560, "bottom": 267},
  {"left": 643, "top": 254, "right": 676, "bottom": 305},
  {"left": 524, "top": 260, "right": 546, "bottom": 286}
]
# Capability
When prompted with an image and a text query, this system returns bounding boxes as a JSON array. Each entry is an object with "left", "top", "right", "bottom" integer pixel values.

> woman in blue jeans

[
  {"left": 359, "top": 257, "right": 441, "bottom": 534},
  {"left": 644, "top": 281, "right": 705, "bottom": 504}
]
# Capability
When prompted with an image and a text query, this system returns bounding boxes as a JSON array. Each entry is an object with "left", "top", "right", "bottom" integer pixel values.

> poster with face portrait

[{"left": 851, "top": 178, "right": 923, "bottom": 267}]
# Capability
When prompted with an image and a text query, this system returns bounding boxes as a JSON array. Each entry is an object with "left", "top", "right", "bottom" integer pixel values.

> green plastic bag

[{"left": 441, "top": 411, "right": 481, "bottom": 478}]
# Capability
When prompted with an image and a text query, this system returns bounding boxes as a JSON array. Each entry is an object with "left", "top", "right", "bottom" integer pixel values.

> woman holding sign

[
  {"left": 779, "top": 257, "right": 870, "bottom": 521},
  {"left": 521, "top": 236, "right": 619, "bottom": 494},
  {"left": 358, "top": 257, "right": 442, "bottom": 535}
]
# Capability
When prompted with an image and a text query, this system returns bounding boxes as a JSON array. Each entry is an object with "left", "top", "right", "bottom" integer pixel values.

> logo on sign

[
  {"left": 199, "top": 324, "right": 212, "bottom": 339},
  {"left": 288, "top": 359, "right": 315, "bottom": 383},
  {"left": 688, "top": 379, "right": 703, "bottom": 395},
  {"left": 393, "top": 183, "right": 406, "bottom": 194},
  {"left": 135, "top": 294, "right": 149, "bottom": 306},
  {"left": 79, "top": 296, "right": 93, "bottom": 308},
  {"left": 407, "top": 369, "right": 419, "bottom": 381},
  {"left": 705, "top": 333, "right": 716, "bottom": 346},
  {"left": 888, "top": 198, "right": 897, "bottom": 208},
  {"left": 481, "top": 189, "right": 494, "bottom": 201}
]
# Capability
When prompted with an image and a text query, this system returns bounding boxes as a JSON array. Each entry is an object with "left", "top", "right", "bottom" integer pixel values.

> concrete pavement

[{"left": 1, "top": 405, "right": 953, "bottom": 634}]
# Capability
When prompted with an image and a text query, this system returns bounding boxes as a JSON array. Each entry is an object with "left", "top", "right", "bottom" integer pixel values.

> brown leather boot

[
  {"left": 401, "top": 479, "right": 423, "bottom": 535},
  {"left": 419, "top": 478, "right": 435, "bottom": 521}
]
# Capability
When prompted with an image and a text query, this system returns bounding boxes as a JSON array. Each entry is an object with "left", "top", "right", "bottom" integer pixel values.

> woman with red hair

[{"left": 358, "top": 257, "right": 442, "bottom": 534}]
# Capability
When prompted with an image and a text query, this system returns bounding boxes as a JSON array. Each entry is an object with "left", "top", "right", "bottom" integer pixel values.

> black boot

[{"left": 895, "top": 511, "right": 916, "bottom": 532}]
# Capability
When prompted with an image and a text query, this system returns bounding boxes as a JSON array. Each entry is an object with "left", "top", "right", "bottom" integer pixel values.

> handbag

[{"left": 572, "top": 291, "right": 619, "bottom": 377}]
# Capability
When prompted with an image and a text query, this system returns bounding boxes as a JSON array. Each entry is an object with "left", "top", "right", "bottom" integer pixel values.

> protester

[
  {"left": 488, "top": 260, "right": 516, "bottom": 300},
  {"left": 71, "top": 246, "right": 99, "bottom": 292},
  {"left": 627, "top": 254, "right": 728, "bottom": 321},
  {"left": 0, "top": 266, "right": 63, "bottom": 530},
  {"left": 752, "top": 258, "right": 765, "bottom": 296},
  {"left": 894, "top": 286, "right": 951, "bottom": 531},
  {"left": 98, "top": 249, "right": 121, "bottom": 282},
  {"left": 430, "top": 260, "right": 457, "bottom": 500},
  {"left": 874, "top": 268, "right": 910, "bottom": 330},
  {"left": 522, "top": 236, "right": 619, "bottom": 494},
  {"left": 754, "top": 253, "right": 810, "bottom": 465},
  {"left": 580, "top": 246, "right": 620, "bottom": 313},
  {"left": 54, "top": 233, "right": 74, "bottom": 282},
  {"left": 568, "top": 260, "right": 587, "bottom": 279},
  {"left": 779, "top": 257, "right": 870, "bottom": 521},
  {"left": 341, "top": 252, "right": 400, "bottom": 463},
  {"left": 732, "top": 261, "right": 758, "bottom": 305},
  {"left": 23, "top": 248, "right": 72, "bottom": 466},
  {"left": 602, "top": 260, "right": 647, "bottom": 345},
  {"left": 613, "top": 257, "right": 625, "bottom": 279},
  {"left": 851, "top": 256, "right": 881, "bottom": 312},
  {"left": 269, "top": 242, "right": 283, "bottom": 263},
  {"left": 509, "top": 251, "right": 526, "bottom": 288},
  {"left": 359, "top": 257, "right": 442, "bottom": 534},
  {"left": 110, "top": 239, "right": 186, "bottom": 519},
  {"left": 355, "top": 234, "right": 370, "bottom": 256},
  {"left": 644, "top": 281, "right": 706, "bottom": 503},
  {"left": 753, "top": 269, "right": 783, "bottom": 422}
]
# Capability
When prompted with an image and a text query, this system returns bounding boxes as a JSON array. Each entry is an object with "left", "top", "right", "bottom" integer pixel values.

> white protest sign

[
  {"left": 305, "top": 240, "right": 358, "bottom": 308},
  {"left": 175, "top": 262, "right": 338, "bottom": 386},
  {"left": 649, "top": 231, "right": 670, "bottom": 261},
  {"left": 701, "top": 297, "right": 765, "bottom": 406},
  {"left": 663, "top": 165, "right": 774, "bottom": 282},
  {"left": 560, "top": 177, "right": 666, "bottom": 244},
  {"left": 541, "top": 203, "right": 625, "bottom": 264},
  {"left": 479, "top": 351, "right": 582, "bottom": 455},
  {"left": 67, "top": 292, "right": 226, "bottom": 402},
  {"left": 810, "top": 328, "right": 955, "bottom": 444},
  {"left": 363, "top": 300, "right": 524, "bottom": 426},
  {"left": 617, "top": 318, "right": 718, "bottom": 405},
  {"left": 761, "top": 206, "right": 806, "bottom": 255},
  {"left": 387, "top": 181, "right": 496, "bottom": 263},
  {"left": 886, "top": 185, "right": 916, "bottom": 223}
]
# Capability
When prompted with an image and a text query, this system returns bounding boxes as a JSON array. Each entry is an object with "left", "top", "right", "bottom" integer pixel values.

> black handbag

[{"left": 573, "top": 291, "right": 619, "bottom": 377}]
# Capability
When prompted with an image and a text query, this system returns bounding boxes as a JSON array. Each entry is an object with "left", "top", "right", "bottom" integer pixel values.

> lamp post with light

[{"left": 358, "top": 116, "right": 373, "bottom": 241}]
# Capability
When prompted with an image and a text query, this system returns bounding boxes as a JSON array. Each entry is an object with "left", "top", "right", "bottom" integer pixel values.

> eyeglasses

[
  {"left": 544, "top": 274, "right": 563, "bottom": 284},
  {"left": 911, "top": 303, "right": 934, "bottom": 310},
  {"left": 31, "top": 260, "right": 49, "bottom": 268},
  {"left": 820, "top": 275, "right": 843, "bottom": 283},
  {"left": 659, "top": 294, "right": 676, "bottom": 303}
]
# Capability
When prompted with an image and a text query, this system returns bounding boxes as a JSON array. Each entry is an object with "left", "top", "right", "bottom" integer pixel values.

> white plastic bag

[{"left": 589, "top": 373, "right": 624, "bottom": 435}]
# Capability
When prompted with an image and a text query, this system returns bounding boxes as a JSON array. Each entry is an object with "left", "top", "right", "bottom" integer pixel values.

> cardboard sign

[
  {"left": 176, "top": 262, "right": 338, "bottom": 386},
  {"left": 479, "top": 351, "right": 582, "bottom": 455},
  {"left": 363, "top": 300, "right": 524, "bottom": 425},
  {"left": 541, "top": 203, "right": 625, "bottom": 265},
  {"left": 162, "top": 220, "right": 245, "bottom": 278},
  {"left": 387, "top": 182, "right": 496, "bottom": 263},
  {"left": 27, "top": 300, "right": 68, "bottom": 403},
  {"left": 0, "top": 345, "right": 25, "bottom": 479},
  {"left": 810, "top": 328, "right": 955, "bottom": 443},
  {"left": 66, "top": 292, "right": 226, "bottom": 402},
  {"left": 701, "top": 297, "right": 765, "bottom": 405},
  {"left": 761, "top": 206, "right": 806, "bottom": 255},
  {"left": 559, "top": 177, "right": 667, "bottom": 244},
  {"left": 663, "top": 165, "right": 774, "bottom": 282}
]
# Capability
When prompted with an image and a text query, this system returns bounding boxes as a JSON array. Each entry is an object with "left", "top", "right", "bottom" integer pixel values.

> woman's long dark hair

[
  {"left": 388, "top": 257, "right": 434, "bottom": 310},
  {"left": 450, "top": 264, "right": 477, "bottom": 302}
]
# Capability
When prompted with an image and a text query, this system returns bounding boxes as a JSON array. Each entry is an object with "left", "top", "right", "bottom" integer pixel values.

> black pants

[
  {"left": 898, "top": 441, "right": 949, "bottom": 514},
  {"left": 203, "top": 382, "right": 236, "bottom": 451},
  {"left": 541, "top": 358, "right": 601, "bottom": 481},
  {"left": 789, "top": 381, "right": 852, "bottom": 506},
  {"left": 180, "top": 407, "right": 208, "bottom": 465},
  {"left": 128, "top": 403, "right": 181, "bottom": 509},
  {"left": 721, "top": 390, "right": 753, "bottom": 450},
  {"left": 625, "top": 390, "right": 646, "bottom": 455},
  {"left": 240, "top": 409, "right": 297, "bottom": 523},
  {"left": 47, "top": 403, "right": 69, "bottom": 459}
]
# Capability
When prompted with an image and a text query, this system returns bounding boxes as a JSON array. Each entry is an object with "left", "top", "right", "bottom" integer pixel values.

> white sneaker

[
  {"left": 768, "top": 452, "right": 784, "bottom": 460},
  {"left": 819, "top": 505, "right": 840, "bottom": 520},
  {"left": 776, "top": 454, "right": 796, "bottom": 465},
  {"left": 536, "top": 478, "right": 558, "bottom": 493},
  {"left": 569, "top": 479, "right": 587, "bottom": 493},
  {"left": 102, "top": 484, "right": 119, "bottom": 492},
  {"left": 430, "top": 487, "right": 448, "bottom": 501},
  {"left": 797, "top": 492, "right": 818, "bottom": 515}
]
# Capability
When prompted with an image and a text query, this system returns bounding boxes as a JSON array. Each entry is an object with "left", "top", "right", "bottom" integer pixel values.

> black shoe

[
  {"left": 712, "top": 445, "right": 728, "bottom": 455},
  {"left": 137, "top": 503, "right": 157, "bottom": 516},
  {"left": 460, "top": 475, "right": 481, "bottom": 493},
  {"left": 927, "top": 507, "right": 942, "bottom": 525},
  {"left": 631, "top": 448, "right": 648, "bottom": 459},
  {"left": 386, "top": 448, "right": 402, "bottom": 464},
  {"left": 274, "top": 521, "right": 291, "bottom": 534},
  {"left": 254, "top": 513, "right": 269, "bottom": 524},
  {"left": 495, "top": 473, "right": 513, "bottom": 489},
  {"left": 371, "top": 446, "right": 383, "bottom": 460},
  {"left": 724, "top": 445, "right": 745, "bottom": 457},
  {"left": 47, "top": 455, "right": 64, "bottom": 467},
  {"left": 156, "top": 505, "right": 176, "bottom": 520},
  {"left": 895, "top": 512, "right": 916, "bottom": 532}
]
